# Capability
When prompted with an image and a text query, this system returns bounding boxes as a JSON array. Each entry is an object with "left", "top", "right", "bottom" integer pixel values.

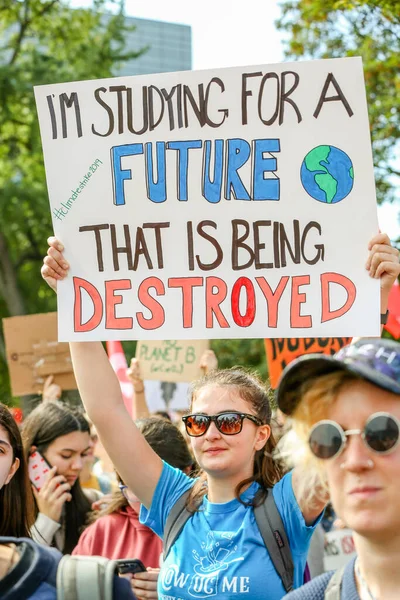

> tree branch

[{"left": 9, "top": 0, "right": 60, "bottom": 66}]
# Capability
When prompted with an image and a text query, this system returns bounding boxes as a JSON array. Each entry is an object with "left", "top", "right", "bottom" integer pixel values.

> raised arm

[{"left": 41, "top": 238, "right": 162, "bottom": 508}]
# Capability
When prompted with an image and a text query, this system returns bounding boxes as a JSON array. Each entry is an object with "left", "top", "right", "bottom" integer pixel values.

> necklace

[{"left": 355, "top": 558, "right": 378, "bottom": 600}]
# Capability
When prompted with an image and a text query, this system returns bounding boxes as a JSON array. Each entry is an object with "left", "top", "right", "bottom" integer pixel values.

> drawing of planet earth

[{"left": 300, "top": 145, "right": 354, "bottom": 204}]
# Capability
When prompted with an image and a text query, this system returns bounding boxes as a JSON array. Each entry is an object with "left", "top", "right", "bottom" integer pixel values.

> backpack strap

[
  {"left": 324, "top": 566, "right": 346, "bottom": 600},
  {"left": 56, "top": 555, "right": 118, "bottom": 600},
  {"left": 163, "top": 488, "right": 192, "bottom": 561},
  {"left": 253, "top": 488, "right": 294, "bottom": 593}
]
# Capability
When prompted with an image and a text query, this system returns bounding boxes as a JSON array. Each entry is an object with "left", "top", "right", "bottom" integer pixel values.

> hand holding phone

[
  {"left": 130, "top": 567, "right": 160, "bottom": 599},
  {"left": 116, "top": 559, "right": 146, "bottom": 575},
  {"left": 29, "top": 453, "right": 72, "bottom": 523},
  {"left": 28, "top": 451, "right": 52, "bottom": 492}
]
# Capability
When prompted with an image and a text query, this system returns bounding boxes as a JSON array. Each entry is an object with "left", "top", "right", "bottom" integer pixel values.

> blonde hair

[{"left": 277, "top": 370, "right": 359, "bottom": 507}]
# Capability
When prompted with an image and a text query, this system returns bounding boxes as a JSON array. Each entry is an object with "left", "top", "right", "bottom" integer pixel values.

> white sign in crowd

[{"left": 34, "top": 57, "right": 380, "bottom": 342}]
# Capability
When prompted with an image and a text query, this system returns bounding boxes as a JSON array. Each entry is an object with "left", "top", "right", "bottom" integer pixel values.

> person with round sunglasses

[
  {"left": 40, "top": 232, "right": 399, "bottom": 599},
  {"left": 276, "top": 336, "right": 400, "bottom": 600}
]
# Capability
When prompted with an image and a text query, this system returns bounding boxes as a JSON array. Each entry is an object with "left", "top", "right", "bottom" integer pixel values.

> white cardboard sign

[{"left": 34, "top": 57, "right": 380, "bottom": 341}]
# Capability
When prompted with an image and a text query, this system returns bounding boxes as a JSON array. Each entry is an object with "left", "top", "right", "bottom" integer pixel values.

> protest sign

[
  {"left": 34, "top": 57, "right": 380, "bottom": 342},
  {"left": 324, "top": 528, "right": 356, "bottom": 571},
  {"left": 265, "top": 337, "right": 352, "bottom": 388},
  {"left": 3, "top": 313, "right": 77, "bottom": 396},
  {"left": 136, "top": 339, "right": 209, "bottom": 382},
  {"left": 144, "top": 380, "right": 190, "bottom": 412}
]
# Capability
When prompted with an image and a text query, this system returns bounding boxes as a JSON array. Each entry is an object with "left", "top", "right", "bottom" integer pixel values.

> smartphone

[
  {"left": 28, "top": 451, "right": 51, "bottom": 491},
  {"left": 116, "top": 559, "right": 146, "bottom": 575}
]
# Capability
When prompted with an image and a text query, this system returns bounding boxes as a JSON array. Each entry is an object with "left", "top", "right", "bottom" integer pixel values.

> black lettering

[
  {"left": 59, "top": 92, "right": 82, "bottom": 138},
  {"left": 231, "top": 219, "right": 254, "bottom": 270},
  {"left": 79, "top": 224, "right": 110, "bottom": 271},
  {"left": 92, "top": 87, "right": 114, "bottom": 137},
  {"left": 110, "top": 223, "right": 134, "bottom": 271},
  {"left": 313, "top": 73, "right": 354, "bottom": 119},
  {"left": 196, "top": 220, "right": 223, "bottom": 271},
  {"left": 280, "top": 71, "right": 302, "bottom": 124},
  {"left": 241, "top": 72, "right": 262, "bottom": 125}
]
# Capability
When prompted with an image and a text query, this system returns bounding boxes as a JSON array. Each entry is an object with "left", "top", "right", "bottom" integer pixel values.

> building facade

[{"left": 116, "top": 16, "right": 192, "bottom": 77}]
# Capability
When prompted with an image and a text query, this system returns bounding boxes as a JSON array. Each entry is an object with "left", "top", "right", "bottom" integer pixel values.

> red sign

[{"left": 265, "top": 337, "right": 352, "bottom": 389}]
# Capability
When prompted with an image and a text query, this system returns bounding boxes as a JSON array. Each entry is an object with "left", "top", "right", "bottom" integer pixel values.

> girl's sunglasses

[
  {"left": 308, "top": 412, "right": 400, "bottom": 460},
  {"left": 182, "top": 411, "right": 263, "bottom": 437}
]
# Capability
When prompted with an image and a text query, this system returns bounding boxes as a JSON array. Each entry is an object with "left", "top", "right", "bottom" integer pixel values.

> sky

[{"left": 71, "top": 0, "right": 399, "bottom": 239}]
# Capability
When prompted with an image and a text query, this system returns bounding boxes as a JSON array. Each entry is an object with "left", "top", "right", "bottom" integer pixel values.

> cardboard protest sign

[
  {"left": 136, "top": 339, "right": 209, "bottom": 382},
  {"left": 144, "top": 380, "right": 190, "bottom": 412},
  {"left": 265, "top": 337, "right": 352, "bottom": 388},
  {"left": 34, "top": 57, "right": 380, "bottom": 342},
  {"left": 3, "top": 313, "right": 77, "bottom": 396},
  {"left": 324, "top": 528, "right": 356, "bottom": 571}
]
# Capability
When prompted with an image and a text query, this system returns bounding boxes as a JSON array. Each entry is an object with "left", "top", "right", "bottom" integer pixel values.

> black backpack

[{"left": 163, "top": 487, "right": 296, "bottom": 593}]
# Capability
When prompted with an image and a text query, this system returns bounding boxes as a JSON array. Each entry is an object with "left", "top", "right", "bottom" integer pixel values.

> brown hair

[
  {"left": 0, "top": 404, "right": 35, "bottom": 537},
  {"left": 186, "top": 368, "right": 283, "bottom": 511}
]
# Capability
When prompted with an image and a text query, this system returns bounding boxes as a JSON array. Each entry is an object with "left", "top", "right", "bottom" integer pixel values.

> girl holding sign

[{"left": 41, "top": 232, "right": 399, "bottom": 599}]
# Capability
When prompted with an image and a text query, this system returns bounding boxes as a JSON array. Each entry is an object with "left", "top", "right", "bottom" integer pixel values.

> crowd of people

[{"left": 0, "top": 230, "right": 398, "bottom": 599}]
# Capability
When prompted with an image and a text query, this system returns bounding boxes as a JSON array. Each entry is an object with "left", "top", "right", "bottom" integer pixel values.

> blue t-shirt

[{"left": 140, "top": 462, "right": 318, "bottom": 600}]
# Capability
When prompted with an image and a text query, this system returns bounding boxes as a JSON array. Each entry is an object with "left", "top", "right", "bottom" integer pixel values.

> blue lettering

[
  {"left": 225, "top": 138, "right": 251, "bottom": 201},
  {"left": 252, "top": 138, "right": 280, "bottom": 200},
  {"left": 111, "top": 143, "right": 143, "bottom": 206},
  {"left": 167, "top": 140, "right": 202, "bottom": 201},
  {"left": 145, "top": 141, "right": 167, "bottom": 203},
  {"left": 202, "top": 139, "right": 223, "bottom": 203}
]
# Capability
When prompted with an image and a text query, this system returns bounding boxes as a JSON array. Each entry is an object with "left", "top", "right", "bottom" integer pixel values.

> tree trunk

[{"left": 0, "top": 231, "right": 26, "bottom": 316}]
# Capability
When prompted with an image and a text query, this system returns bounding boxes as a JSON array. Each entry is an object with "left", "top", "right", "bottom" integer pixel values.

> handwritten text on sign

[{"left": 34, "top": 58, "right": 380, "bottom": 341}]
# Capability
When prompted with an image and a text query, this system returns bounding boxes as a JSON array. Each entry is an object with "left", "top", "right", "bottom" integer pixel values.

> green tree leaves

[
  {"left": 0, "top": 0, "right": 144, "bottom": 403},
  {"left": 277, "top": 0, "right": 400, "bottom": 204}
]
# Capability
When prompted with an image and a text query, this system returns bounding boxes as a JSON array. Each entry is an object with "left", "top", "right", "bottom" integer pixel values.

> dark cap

[{"left": 276, "top": 338, "right": 400, "bottom": 415}]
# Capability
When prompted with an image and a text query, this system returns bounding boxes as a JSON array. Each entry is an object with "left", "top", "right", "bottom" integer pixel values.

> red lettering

[
  {"left": 291, "top": 275, "right": 312, "bottom": 328},
  {"left": 137, "top": 277, "right": 165, "bottom": 329},
  {"left": 73, "top": 276, "right": 103, "bottom": 332},
  {"left": 105, "top": 280, "right": 133, "bottom": 330},
  {"left": 255, "top": 276, "right": 289, "bottom": 328},
  {"left": 168, "top": 277, "right": 203, "bottom": 328},
  {"left": 205, "top": 277, "right": 229, "bottom": 328},
  {"left": 321, "top": 272, "right": 356, "bottom": 323},
  {"left": 231, "top": 277, "right": 255, "bottom": 327}
]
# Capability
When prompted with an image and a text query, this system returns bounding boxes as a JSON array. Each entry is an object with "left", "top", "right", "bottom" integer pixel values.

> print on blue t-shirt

[{"left": 140, "top": 462, "right": 318, "bottom": 600}]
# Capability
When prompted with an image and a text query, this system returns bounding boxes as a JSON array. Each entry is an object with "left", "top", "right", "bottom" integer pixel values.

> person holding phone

[
  {"left": 0, "top": 404, "right": 34, "bottom": 537},
  {"left": 41, "top": 232, "right": 399, "bottom": 599},
  {"left": 22, "top": 401, "right": 101, "bottom": 554}
]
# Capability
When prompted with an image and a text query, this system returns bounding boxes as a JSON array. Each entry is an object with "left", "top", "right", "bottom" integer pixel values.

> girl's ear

[
  {"left": 255, "top": 424, "right": 271, "bottom": 451},
  {"left": 5, "top": 457, "right": 20, "bottom": 485},
  {"left": 30, "top": 445, "right": 37, "bottom": 455}
]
